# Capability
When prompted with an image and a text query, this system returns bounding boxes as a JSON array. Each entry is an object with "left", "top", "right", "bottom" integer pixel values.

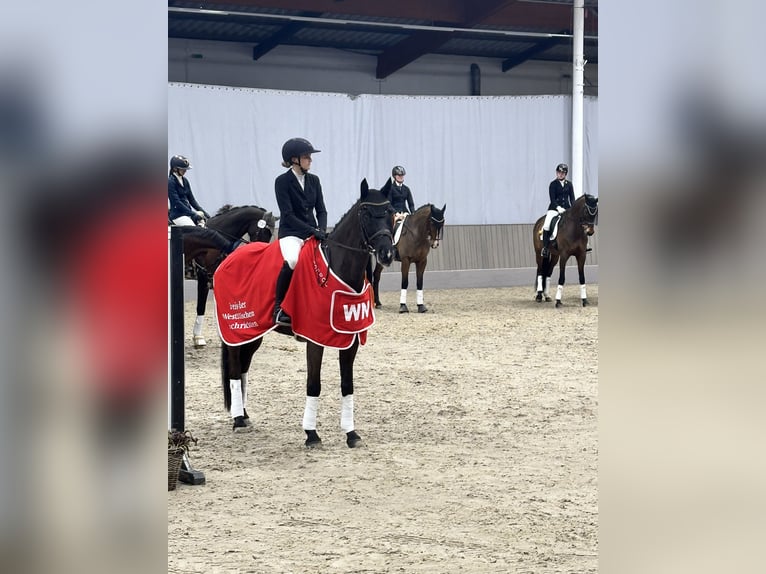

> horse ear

[
  {"left": 361, "top": 178, "right": 369, "bottom": 199},
  {"left": 442, "top": 203, "right": 447, "bottom": 213},
  {"left": 264, "top": 210, "right": 272, "bottom": 220}
]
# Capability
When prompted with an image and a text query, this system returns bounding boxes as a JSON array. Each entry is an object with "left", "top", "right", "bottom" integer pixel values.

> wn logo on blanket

[
  {"left": 330, "top": 288, "right": 375, "bottom": 335},
  {"left": 343, "top": 300, "right": 371, "bottom": 322}
]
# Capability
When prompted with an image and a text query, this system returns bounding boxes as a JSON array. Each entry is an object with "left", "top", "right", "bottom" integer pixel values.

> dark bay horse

[
  {"left": 533, "top": 194, "right": 598, "bottom": 307},
  {"left": 371, "top": 203, "right": 446, "bottom": 313},
  {"left": 218, "top": 180, "right": 394, "bottom": 448},
  {"left": 187, "top": 205, "right": 278, "bottom": 347}
]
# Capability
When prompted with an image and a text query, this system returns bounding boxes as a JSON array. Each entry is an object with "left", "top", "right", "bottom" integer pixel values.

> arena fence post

[{"left": 169, "top": 225, "right": 205, "bottom": 485}]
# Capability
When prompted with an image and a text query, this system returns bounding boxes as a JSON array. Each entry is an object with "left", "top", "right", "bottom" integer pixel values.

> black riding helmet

[
  {"left": 170, "top": 155, "right": 192, "bottom": 170},
  {"left": 281, "top": 138, "right": 321, "bottom": 163},
  {"left": 392, "top": 165, "right": 406, "bottom": 176},
  {"left": 556, "top": 163, "right": 568, "bottom": 174}
]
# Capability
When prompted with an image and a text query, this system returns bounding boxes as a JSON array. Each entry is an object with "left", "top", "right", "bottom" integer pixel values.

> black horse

[
  {"left": 187, "top": 205, "right": 278, "bottom": 347},
  {"left": 533, "top": 194, "right": 598, "bottom": 307},
  {"left": 371, "top": 203, "right": 446, "bottom": 313},
  {"left": 217, "top": 180, "right": 394, "bottom": 448}
]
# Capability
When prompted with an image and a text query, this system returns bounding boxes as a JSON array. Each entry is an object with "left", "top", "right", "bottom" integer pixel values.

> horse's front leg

[
  {"left": 193, "top": 269, "right": 209, "bottom": 348},
  {"left": 555, "top": 257, "right": 568, "bottom": 308},
  {"left": 577, "top": 252, "right": 588, "bottom": 306},
  {"left": 399, "top": 258, "right": 411, "bottom": 313},
  {"left": 415, "top": 258, "right": 428, "bottom": 313},
  {"left": 304, "top": 342, "right": 325, "bottom": 448},
  {"left": 339, "top": 339, "right": 362, "bottom": 448},
  {"left": 372, "top": 261, "right": 383, "bottom": 308}
]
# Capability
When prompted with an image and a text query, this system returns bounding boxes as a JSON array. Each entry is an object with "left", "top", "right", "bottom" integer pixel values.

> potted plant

[{"left": 168, "top": 429, "right": 198, "bottom": 491}]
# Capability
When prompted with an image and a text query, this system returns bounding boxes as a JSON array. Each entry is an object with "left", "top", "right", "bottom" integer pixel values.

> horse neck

[
  {"left": 327, "top": 204, "right": 367, "bottom": 290},
  {"left": 408, "top": 206, "right": 430, "bottom": 240}
]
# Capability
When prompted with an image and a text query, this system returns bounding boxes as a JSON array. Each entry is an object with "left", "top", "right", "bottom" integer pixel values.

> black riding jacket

[
  {"left": 381, "top": 178, "right": 414, "bottom": 214},
  {"left": 275, "top": 169, "right": 328, "bottom": 239},
  {"left": 168, "top": 174, "right": 209, "bottom": 222},
  {"left": 547, "top": 178, "right": 576, "bottom": 211}
]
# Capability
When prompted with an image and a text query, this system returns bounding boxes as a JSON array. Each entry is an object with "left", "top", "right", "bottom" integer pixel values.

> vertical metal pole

[
  {"left": 572, "top": 0, "right": 585, "bottom": 198},
  {"left": 169, "top": 225, "right": 185, "bottom": 432}
]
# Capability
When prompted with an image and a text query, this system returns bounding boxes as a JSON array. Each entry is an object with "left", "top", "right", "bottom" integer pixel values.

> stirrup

[
  {"left": 274, "top": 308, "right": 292, "bottom": 326},
  {"left": 541, "top": 246, "right": 550, "bottom": 258}
]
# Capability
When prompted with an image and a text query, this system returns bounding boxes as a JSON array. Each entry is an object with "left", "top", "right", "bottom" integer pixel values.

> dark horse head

[
  {"left": 327, "top": 179, "right": 395, "bottom": 289},
  {"left": 210, "top": 205, "right": 279, "bottom": 245},
  {"left": 578, "top": 194, "right": 599, "bottom": 237},
  {"left": 427, "top": 203, "right": 447, "bottom": 249}
]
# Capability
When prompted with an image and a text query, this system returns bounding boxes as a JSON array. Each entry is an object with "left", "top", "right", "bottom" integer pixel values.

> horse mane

[{"left": 214, "top": 204, "right": 270, "bottom": 216}]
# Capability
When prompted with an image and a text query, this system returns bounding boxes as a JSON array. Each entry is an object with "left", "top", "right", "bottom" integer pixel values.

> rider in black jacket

[
  {"left": 380, "top": 165, "right": 414, "bottom": 215},
  {"left": 272, "top": 138, "right": 327, "bottom": 327},
  {"left": 541, "top": 163, "right": 575, "bottom": 257},
  {"left": 168, "top": 155, "right": 210, "bottom": 226}
]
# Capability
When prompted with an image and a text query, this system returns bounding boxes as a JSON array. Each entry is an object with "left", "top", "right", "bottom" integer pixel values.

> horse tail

[{"left": 221, "top": 342, "right": 231, "bottom": 411}]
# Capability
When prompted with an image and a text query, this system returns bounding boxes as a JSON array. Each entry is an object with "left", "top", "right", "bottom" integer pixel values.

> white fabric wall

[{"left": 169, "top": 82, "right": 597, "bottom": 225}]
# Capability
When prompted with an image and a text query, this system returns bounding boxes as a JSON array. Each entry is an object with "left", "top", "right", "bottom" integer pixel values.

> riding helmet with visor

[
  {"left": 392, "top": 165, "right": 406, "bottom": 176},
  {"left": 281, "top": 138, "right": 321, "bottom": 163},
  {"left": 556, "top": 163, "right": 568, "bottom": 174},
  {"left": 170, "top": 155, "right": 192, "bottom": 170}
]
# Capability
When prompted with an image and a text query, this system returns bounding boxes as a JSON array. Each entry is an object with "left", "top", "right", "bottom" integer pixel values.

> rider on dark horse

[
  {"left": 541, "top": 163, "right": 576, "bottom": 258},
  {"left": 273, "top": 138, "right": 328, "bottom": 327}
]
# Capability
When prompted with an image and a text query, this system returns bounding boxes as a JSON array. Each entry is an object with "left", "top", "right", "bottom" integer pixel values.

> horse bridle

[
  {"left": 580, "top": 202, "right": 598, "bottom": 226},
  {"left": 322, "top": 200, "right": 394, "bottom": 254},
  {"left": 313, "top": 199, "right": 394, "bottom": 287},
  {"left": 429, "top": 213, "right": 445, "bottom": 242}
]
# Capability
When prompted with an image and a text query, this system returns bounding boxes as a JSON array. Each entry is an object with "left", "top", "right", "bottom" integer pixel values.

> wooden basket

[{"left": 168, "top": 448, "right": 185, "bottom": 491}]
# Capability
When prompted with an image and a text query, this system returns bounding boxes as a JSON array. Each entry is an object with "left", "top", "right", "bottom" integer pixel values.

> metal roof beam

[
  {"left": 375, "top": 30, "right": 453, "bottom": 79},
  {"left": 374, "top": 0, "right": 513, "bottom": 79},
  {"left": 501, "top": 32, "right": 564, "bottom": 72},
  {"left": 252, "top": 21, "right": 304, "bottom": 60}
]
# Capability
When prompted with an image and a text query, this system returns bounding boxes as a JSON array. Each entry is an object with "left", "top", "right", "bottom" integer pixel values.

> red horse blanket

[{"left": 214, "top": 238, "right": 375, "bottom": 349}]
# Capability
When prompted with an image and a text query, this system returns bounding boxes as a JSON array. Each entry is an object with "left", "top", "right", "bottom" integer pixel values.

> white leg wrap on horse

[
  {"left": 241, "top": 373, "right": 248, "bottom": 408},
  {"left": 416, "top": 290, "right": 424, "bottom": 305},
  {"left": 302, "top": 396, "right": 319, "bottom": 430},
  {"left": 229, "top": 379, "right": 244, "bottom": 418},
  {"left": 537, "top": 276, "right": 543, "bottom": 292},
  {"left": 340, "top": 394, "right": 354, "bottom": 433},
  {"left": 556, "top": 284, "right": 564, "bottom": 301},
  {"left": 193, "top": 315, "right": 204, "bottom": 336},
  {"left": 400, "top": 289, "right": 407, "bottom": 305},
  {"left": 580, "top": 284, "right": 587, "bottom": 299}
]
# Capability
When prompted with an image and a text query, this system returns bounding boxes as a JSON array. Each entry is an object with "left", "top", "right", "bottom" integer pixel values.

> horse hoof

[
  {"left": 399, "top": 304, "right": 409, "bottom": 313},
  {"left": 232, "top": 416, "right": 251, "bottom": 433},
  {"left": 555, "top": 300, "right": 562, "bottom": 308},
  {"left": 192, "top": 335, "right": 207, "bottom": 348},
  {"left": 545, "top": 296, "right": 551, "bottom": 302},
  {"left": 582, "top": 299, "right": 589, "bottom": 307},
  {"left": 346, "top": 431, "right": 364, "bottom": 448},
  {"left": 304, "top": 430, "right": 322, "bottom": 448},
  {"left": 417, "top": 304, "right": 428, "bottom": 313},
  {"left": 535, "top": 292, "right": 543, "bottom": 302},
  {"left": 375, "top": 302, "right": 382, "bottom": 309}
]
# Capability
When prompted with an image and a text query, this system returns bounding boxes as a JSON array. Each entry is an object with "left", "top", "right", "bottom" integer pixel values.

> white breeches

[
  {"left": 279, "top": 236, "right": 306, "bottom": 269},
  {"left": 172, "top": 215, "right": 196, "bottom": 226},
  {"left": 543, "top": 210, "right": 558, "bottom": 230}
]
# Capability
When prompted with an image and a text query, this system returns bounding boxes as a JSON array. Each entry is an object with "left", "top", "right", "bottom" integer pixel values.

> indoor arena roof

[{"left": 168, "top": 0, "right": 598, "bottom": 79}]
